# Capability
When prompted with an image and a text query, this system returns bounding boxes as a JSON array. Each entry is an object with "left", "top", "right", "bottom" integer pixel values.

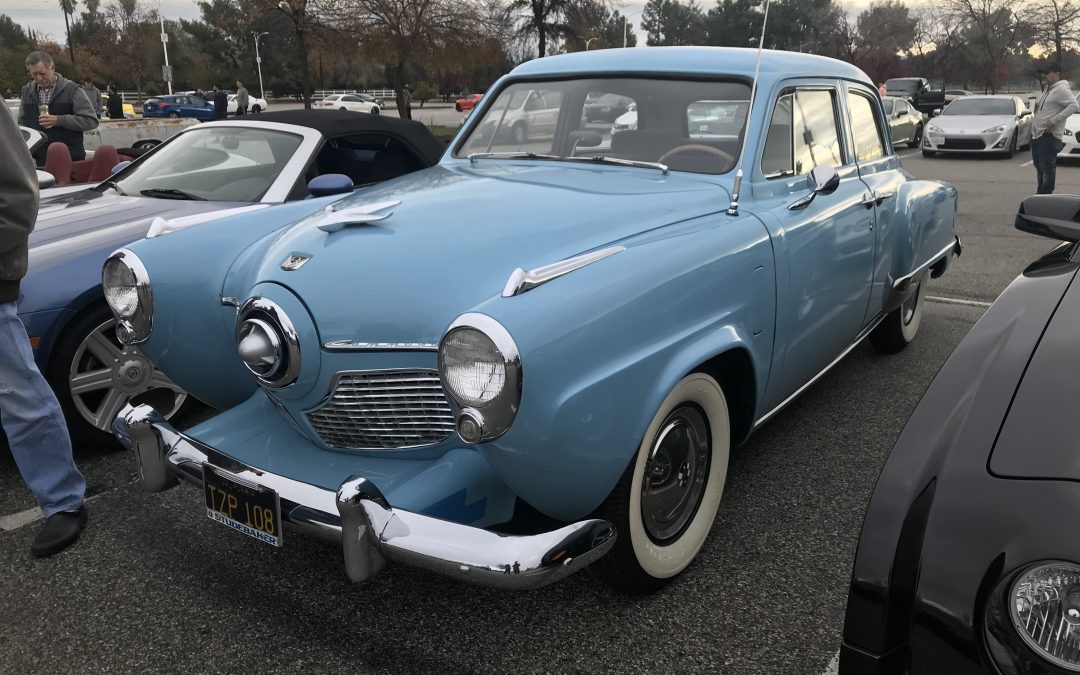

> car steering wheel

[{"left": 658, "top": 144, "right": 735, "bottom": 169}]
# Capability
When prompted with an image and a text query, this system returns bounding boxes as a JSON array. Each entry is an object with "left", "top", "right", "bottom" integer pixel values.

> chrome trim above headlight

[
  {"left": 103, "top": 248, "right": 153, "bottom": 345},
  {"left": 323, "top": 340, "right": 438, "bottom": 351},
  {"left": 236, "top": 297, "right": 301, "bottom": 389},
  {"left": 439, "top": 313, "right": 521, "bottom": 443},
  {"left": 502, "top": 246, "right": 626, "bottom": 298}
]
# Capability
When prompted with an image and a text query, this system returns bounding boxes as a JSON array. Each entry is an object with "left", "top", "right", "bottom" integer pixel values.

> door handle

[
  {"left": 859, "top": 192, "right": 876, "bottom": 208},
  {"left": 875, "top": 191, "right": 896, "bottom": 205}
]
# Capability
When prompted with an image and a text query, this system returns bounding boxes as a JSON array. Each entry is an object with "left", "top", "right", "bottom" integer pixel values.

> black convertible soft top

[{"left": 251, "top": 109, "right": 446, "bottom": 166}]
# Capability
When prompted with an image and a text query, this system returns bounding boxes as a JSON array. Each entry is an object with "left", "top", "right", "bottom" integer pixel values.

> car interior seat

[
  {"left": 44, "top": 142, "right": 73, "bottom": 186},
  {"left": 88, "top": 145, "right": 120, "bottom": 182}
]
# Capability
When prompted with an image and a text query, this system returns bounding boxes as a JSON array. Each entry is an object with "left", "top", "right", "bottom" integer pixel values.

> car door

[
  {"left": 898, "top": 102, "right": 916, "bottom": 141},
  {"left": 753, "top": 84, "right": 877, "bottom": 406},
  {"left": 844, "top": 85, "right": 908, "bottom": 327}
]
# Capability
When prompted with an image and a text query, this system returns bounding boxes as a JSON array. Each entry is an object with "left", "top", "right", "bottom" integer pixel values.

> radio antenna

[{"left": 727, "top": 0, "right": 772, "bottom": 217}]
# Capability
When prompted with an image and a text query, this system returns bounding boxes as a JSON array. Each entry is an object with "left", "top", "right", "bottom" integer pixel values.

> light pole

[
  {"left": 253, "top": 31, "right": 269, "bottom": 99},
  {"left": 585, "top": 36, "right": 598, "bottom": 50},
  {"left": 623, "top": 13, "right": 640, "bottom": 48},
  {"left": 159, "top": 12, "right": 172, "bottom": 94}
]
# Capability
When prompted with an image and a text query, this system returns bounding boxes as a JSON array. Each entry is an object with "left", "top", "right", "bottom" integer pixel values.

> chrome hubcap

[
  {"left": 68, "top": 318, "right": 187, "bottom": 431},
  {"left": 640, "top": 405, "right": 710, "bottom": 544}
]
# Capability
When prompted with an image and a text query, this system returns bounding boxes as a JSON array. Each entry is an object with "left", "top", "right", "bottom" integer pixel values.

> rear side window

[{"left": 848, "top": 92, "right": 886, "bottom": 162}]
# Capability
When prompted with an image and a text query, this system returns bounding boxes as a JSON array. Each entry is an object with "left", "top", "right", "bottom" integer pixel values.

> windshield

[
  {"left": 943, "top": 98, "right": 1015, "bottom": 115},
  {"left": 107, "top": 126, "right": 302, "bottom": 202},
  {"left": 455, "top": 77, "right": 751, "bottom": 174},
  {"left": 885, "top": 79, "right": 919, "bottom": 94}
]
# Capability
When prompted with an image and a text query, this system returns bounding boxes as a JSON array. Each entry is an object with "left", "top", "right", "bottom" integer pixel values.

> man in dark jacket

[
  {"left": 212, "top": 84, "right": 228, "bottom": 120},
  {"left": 0, "top": 101, "right": 87, "bottom": 557},
  {"left": 18, "top": 51, "right": 98, "bottom": 163}
]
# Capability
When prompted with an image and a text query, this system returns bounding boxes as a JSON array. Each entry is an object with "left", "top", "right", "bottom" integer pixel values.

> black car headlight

[
  {"left": 102, "top": 248, "right": 152, "bottom": 344},
  {"left": 1010, "top": 561, "right": 1080, "bottom": 670},
  {"left": 438, "top": 313, "right": 521, "bottom": 443}
]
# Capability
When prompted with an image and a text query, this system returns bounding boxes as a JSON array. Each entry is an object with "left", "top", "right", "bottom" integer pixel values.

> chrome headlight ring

[
  {"left": 438, "top": 313, "right": 521, "bottom": 444},
  {"left": 102, "top": 248, "right": 153, "bottom": 345},
  {"left": 236, "top": 297, "right": 301, "bottom": 389}
]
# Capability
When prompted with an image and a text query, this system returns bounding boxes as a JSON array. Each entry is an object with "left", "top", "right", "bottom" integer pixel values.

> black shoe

[{"left": 31, "top": 505, "right": 87, "bottom": 557}]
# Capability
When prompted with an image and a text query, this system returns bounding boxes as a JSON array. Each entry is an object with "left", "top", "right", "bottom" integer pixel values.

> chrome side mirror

[
  {"left": 36, "top": 169, "right": 55, "bottom": 190},
  {"left": 787, "top": 166, "right": 839, "bottom": 210}
]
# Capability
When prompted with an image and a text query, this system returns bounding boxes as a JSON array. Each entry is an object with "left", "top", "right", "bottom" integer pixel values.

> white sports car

[
  {"left": 228, "top": 93, "right": 269, "bottom": 114},
  {"left": 922, "top": 95, "right": 1032, "bottom": 158},
  {"left": 1057, "top": 94, "right": 1080, "bottom": 159}
]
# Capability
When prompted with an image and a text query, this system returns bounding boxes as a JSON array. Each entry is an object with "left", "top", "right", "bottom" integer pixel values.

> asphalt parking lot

[{"left": 1, "top": 146, "right": 1076, "bottom": 674}]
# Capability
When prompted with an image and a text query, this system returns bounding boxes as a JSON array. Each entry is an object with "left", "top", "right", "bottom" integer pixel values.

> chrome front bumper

[{"left": 113, "top": 404, "right": 616, "bottom": 590}]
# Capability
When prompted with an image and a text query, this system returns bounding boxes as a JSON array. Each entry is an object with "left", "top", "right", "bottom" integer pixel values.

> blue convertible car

[{"left": 108, "top": 48, "right": 960, "bottom": 593}]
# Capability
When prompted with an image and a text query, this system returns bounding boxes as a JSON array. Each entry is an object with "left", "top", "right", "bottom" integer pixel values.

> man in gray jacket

[
  {"left": 18, "top": 51, "right": 99, "bottom": 163},
  {"left": 235, "top": 79, "right": 249, "bottom": 115},
  {"left": 1031, "top": 62, "right": 1079, "bottom": 194},
  {"left": 0, "top": 100, "right": 87, "bottom": 557}
]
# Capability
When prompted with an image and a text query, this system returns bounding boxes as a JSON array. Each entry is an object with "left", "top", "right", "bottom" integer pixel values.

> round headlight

[
  {"left": 440, "top": 328, "right": 506, "bottom": 407},
  {"left": 103, "top": 257, "right": 139, "bottom": 319},
  {"left": 235, "top": 297, "right": 300, "bottom": 389},
  {"left": 1011, "top": 562, "right": 1080, "bottom": 670}
]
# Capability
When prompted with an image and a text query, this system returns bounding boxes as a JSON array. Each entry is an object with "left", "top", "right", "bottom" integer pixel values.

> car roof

[
  {"left": 508, "top": 47, "right": 871, "bottom": 86},
  {"left": 250, "top": 109, "right": 446, "bottom": 164}
]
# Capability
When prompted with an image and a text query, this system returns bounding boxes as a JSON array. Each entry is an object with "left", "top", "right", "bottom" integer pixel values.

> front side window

[
  {"left": 455, "top": 77, "right": 750, "bottom": 174},
  {"left": 848, "top": 92, "right": 886, "bottom": 162},
  {"left": 761, "top": 88, "right": 843, "bottom": 178},
  {"left": 108, "top": 127, "right": 303, "bottom": 202}
]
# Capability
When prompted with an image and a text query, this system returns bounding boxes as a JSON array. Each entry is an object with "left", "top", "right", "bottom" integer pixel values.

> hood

[
  {"left": 990, "top": 272, "right": 1080, "bottom": 481},
  {"left": 252, "top": 163, "right": 729, "bottom": 344},
  {"left": 29, "top": 189, "right": 245, "bottom": 270},
  {"left": 930, "top": 115, "right": 1015, "bottom": 133}
]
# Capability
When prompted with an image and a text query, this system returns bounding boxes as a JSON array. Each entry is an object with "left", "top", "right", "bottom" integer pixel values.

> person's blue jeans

[
  {"left": 1032, "top": 134, "right": 1065, "bottom": 194},
  {"left": 0, "top": 301, "right": 84, "bottom": 516}
]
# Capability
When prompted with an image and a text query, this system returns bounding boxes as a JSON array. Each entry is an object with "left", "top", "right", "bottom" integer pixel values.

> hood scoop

[{"left": 315, "top": 199, "right": 401, "bottom": 233}]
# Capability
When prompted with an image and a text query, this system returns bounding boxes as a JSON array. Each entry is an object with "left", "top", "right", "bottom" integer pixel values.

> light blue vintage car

[{"left": 106, "top": 47, "right": 960, "bottom": 594}]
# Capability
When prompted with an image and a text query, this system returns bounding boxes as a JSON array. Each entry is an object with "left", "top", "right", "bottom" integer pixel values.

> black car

[
  {"left": 884, "top": 77, "right": 946, "bottom": 115},
  {"left": 583, "top": 93, "right": 633, "bottom": 122},
  {"left": 842, "top": 195, "right": 1080, "bottom": 673}
]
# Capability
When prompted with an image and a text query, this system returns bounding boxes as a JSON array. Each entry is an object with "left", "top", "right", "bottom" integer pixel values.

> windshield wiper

[
  {"left": 139, "top": 188, "right": 206, "bottom": 201},
  {"left": 100, "top": 180, "right": 127, "bottom": 196},
  {"left": 468, "top": 151, "right": 669, "bottom": 173}
]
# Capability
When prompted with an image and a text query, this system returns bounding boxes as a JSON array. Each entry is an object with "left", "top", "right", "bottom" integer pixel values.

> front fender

[{"left": 475, "top": 212, "right": 775, "bottom": 520}]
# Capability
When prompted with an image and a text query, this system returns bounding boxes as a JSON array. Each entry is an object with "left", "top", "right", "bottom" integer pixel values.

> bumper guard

[{"left": 113, "top": 404, "right": 616, "bottom": 590}]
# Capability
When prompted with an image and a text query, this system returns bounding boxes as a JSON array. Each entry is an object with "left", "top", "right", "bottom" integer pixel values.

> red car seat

[{"left": 44, "top": 142, "right": 73, "bottom": 186}]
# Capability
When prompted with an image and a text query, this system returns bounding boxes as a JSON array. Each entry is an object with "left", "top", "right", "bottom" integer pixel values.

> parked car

[
  {"left": 473, "top": 87, "right": 563, "bottom": 144},
  {"left": 20, "top": 110, "right": 444, "bottom": 444},
  {"left": 612, "top": 103, "right": 637, "bottom": 133},
  {"left": 584, "top": 93, "right": 633, "bottom": 122},
  {"left": 944, "top": 88, "right": 973, "bottom": 103},
  {"left": 357, "top": 92, "right": 383, "bottom": 107},
  {"left": 109, "top": 47, "right": 960, "bottom": 593},
  {"left": 881, "top": 95, "right": 927, "bottom": 148},
  {"left": 228, "top": 93, "right": 269, "bottom": 114},
  {"left": 841, "top": 194, "right": 1080, "bottom": 673},
  {"left": 143, "top": 94, "right": 217, "bottom": 121},
  {"left": 1058, "top": 94, "right": 1080, "bottom": 160},
  {"left": 455, "top": 93, "right": 483, "bottom": 112},
  {"left": 884, "top": 76, "right": 946, "bottom": 115},
  {"left": 318, "top": 94, "right": 380, "bottom": 114},
  {"left": 922, "top": 95, "right": 1032, "bottom": 157}
]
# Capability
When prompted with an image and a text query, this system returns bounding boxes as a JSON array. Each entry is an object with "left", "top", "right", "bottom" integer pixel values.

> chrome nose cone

[{"left": 238, "top": 318, "right": 283, "bottom": 378}]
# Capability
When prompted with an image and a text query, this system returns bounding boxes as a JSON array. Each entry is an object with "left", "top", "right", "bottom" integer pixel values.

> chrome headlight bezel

[
  {"left": 236, "top": 297, "right": 301, "bottom": 389},
  {"left": 102, "top": 248, "right": 153, "bottom": 345},
  {"left": 1009, "top": 561, "right": 1080, "bottom": 671},
  {"left": 438, "top": 313, "right": 521, "bottom": 444}
]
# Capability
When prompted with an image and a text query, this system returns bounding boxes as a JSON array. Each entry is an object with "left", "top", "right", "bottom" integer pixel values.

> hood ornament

[
  {"left": 281, "top": 254, "right": 311, "bottom": 271},
  {"left": 316, "top": 199, "right": 402, "bottom": 233}
]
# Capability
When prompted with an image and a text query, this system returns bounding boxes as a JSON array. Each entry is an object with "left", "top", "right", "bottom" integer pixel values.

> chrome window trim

[
  {"left": 324, "top": 341, "right": 438, "bottom": 351},
  {"left": 172, "top": 120, "right": 324, "bottom": 203},
  {"left": 439, "top": 313, "right": 522, "bottom": 443},
  {"left": 502, "top": 246, "right": 626, "bottom": 298},
  {"left": 236, "top": 297, "right": 302, "bottom": 389},
  {"left": 104, "top": 248, "right": 153, "bottom": 345}
]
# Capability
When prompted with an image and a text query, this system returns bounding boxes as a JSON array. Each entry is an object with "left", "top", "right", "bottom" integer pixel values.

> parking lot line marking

[
  {"left": 927, "top": 295, "right": 992, "bottom": 308},
  {"left": 0, "top": 491, "right": 110, "bottom": 532},
  {"left": 1020, "top": 160, "right": 1034, "bottom": 167},
  {"left": 820, "top": 650, "right": 839, "bottom": 675}
]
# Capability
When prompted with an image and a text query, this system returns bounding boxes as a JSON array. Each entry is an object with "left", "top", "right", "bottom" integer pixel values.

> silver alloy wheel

[
  {"left": 640, "top": 404, "right": 711, "bottom": 544},
  {"left": 67, "top": 318, "right": 186, "bottom": 432}
]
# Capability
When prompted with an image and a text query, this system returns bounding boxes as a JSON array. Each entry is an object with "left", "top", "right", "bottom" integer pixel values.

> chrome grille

[{"left": 306, "top": 370, "right": 455, "bottom": 449}]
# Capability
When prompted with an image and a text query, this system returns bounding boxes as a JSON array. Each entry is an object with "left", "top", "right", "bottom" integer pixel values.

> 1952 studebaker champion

[{"left": 106, "top": 47, "right": 961, "bottom": 594}]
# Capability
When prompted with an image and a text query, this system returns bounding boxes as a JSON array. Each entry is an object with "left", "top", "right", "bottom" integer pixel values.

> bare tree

[
  {"left": 104, "top": 0, "right": 155, "bottom": 97},
  {"left": 1032, "top": 0, "right": 1080, "bottom": 59},
  {"left": 275, "top": 0, "right": 315, "bottom": 109},
  {"left": 943, "top": 0, "right": 1028, "bottom": 92}
]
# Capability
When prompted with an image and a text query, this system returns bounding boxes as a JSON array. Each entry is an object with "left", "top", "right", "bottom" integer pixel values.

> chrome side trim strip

[
  {"left": 892, "top": 240, "right": 961, "bottom": 292},
  {"left": 324, "top": 340, "right": 438, "bottom": 351},
  {"left": 502, "top": 246, "right": 626, "bottom": 298},
  {"left": 113, "top": 403, "right": 616, "bottom": 590},
  {"left": 221, "top": 297, "right": 241, "bottom": 308},
  {"left": 753, "top": 313, "right": 886, "bottom": 429}
]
